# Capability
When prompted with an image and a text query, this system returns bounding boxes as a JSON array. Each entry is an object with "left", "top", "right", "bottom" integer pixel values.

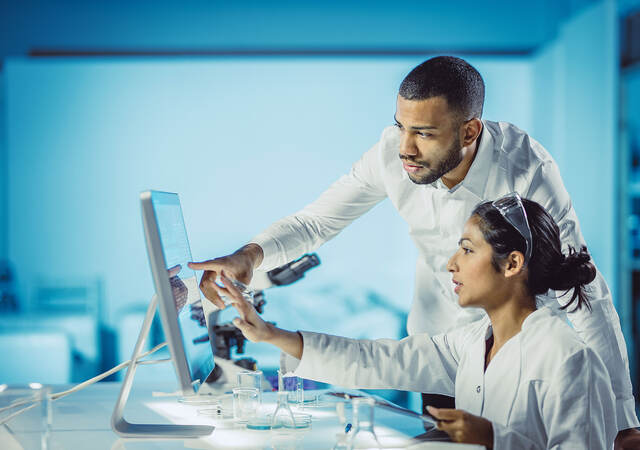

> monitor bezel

[{"left": 140, "top": 190, "right": 211, "bottom": 396}]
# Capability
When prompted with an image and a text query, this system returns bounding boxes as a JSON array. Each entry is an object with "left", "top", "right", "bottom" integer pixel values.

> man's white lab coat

[
  {"left": 281, "top": 307, "right": 618, "bottom": 449},
  {"left": 251, "top": 121, "right": 638, "bottom": 429}
]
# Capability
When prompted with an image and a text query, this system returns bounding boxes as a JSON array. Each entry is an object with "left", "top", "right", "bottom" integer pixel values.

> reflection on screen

[{"left": 151, "top": 191, "right": 213, "bottom": 384}]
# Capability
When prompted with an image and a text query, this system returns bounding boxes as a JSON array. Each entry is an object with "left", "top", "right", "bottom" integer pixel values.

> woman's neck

[{"left": 485, "top": 296, "right": 536, "bottom": 355}]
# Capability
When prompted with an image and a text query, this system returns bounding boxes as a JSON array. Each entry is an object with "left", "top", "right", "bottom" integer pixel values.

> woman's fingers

[
  {"left": 216, "top": 272, "right": 270, "bottom": 343},
  {"left": 218, "top": 273, "right": 261, "bottom": 326},
  {"left": 229, "top": 296, "right": 253, "bottom": 322},
  {"left": 210, "top": 272, "right": 245, "bottom": 304},
  {"left": 233, "top": 313, "right": 262, "bottom": 342},
  {"left": 221, "top": 273, "right": 256, "bottom": 311},
  {"left": 217, "top": 272, "right": 242, "bottom": 299},
  {"left": 426, "top": 406, "right": 457, "bottom": 422},
  {"left": 425, "top": 408, "right": 492, "bottom": 447},
  {"left": 232, "top": 317, "right": 251, "bottom": 332},
  {"left": 427, "top": 406, "right": 459, "bottom": 435},
  {"left": 435, "top": 418, "right": 456, "bottom": 433}
]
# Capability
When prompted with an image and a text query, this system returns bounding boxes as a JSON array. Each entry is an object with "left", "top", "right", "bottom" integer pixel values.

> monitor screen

[{"left": 149, "top": 191, "right": 214, "bottom": 386}]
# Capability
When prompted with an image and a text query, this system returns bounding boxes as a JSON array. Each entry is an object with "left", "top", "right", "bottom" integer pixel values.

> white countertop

[{"left": 0, "top": 382, "right": 484, "bottom": 449}]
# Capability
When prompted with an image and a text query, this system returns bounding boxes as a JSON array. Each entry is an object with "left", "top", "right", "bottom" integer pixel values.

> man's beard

[{"left": 405, "top": 136, "right": 463, "bottom": 185}]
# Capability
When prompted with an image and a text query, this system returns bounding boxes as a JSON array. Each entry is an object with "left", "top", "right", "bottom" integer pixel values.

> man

[{"left": 190, "top": 56, "right": 640, "bottom": 446}]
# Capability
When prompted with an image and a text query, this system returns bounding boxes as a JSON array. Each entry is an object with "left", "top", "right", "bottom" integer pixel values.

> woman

[{"left": 216, "top": 193, "right": 617, "bottom": 448}]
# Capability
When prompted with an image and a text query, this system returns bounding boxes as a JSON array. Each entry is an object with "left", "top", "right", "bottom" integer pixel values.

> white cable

[
  {"left": 136, "top": 358, "right": 171, "bottom": 366},
  {"left": 0, "top": 396, "right": 40, "bottom": 415},
  {"left": 0, "top": 342, "right": 168, "bottom": 425},
  {"left": 50, "top": 342, "right": 167, "bottom": 401},
  {"left": 0, "top": 402, "right": 39, "bottom": 425}
]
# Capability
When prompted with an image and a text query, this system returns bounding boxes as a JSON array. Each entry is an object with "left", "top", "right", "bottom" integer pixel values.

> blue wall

[
  {"left": 5, "top": 57, "right": 532, "bottom": 331},
  {"left": 0, "top": 72, "right": 6, "bottom": 261},
  {"left": 531, "top": 0, "right": 618, "bottom": 301}
]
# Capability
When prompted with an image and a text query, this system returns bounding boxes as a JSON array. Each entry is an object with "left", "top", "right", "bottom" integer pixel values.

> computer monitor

[
  {"left": 112, "top": 191, "right": 217, "bottom": 437},
  {"left": 140, "top": 190, "right": 216, "bottom": 395}
]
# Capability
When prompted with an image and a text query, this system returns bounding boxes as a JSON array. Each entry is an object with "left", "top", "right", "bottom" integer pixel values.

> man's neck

[{"left": 441, "top": 137, "right": 480, "bottom": 189}]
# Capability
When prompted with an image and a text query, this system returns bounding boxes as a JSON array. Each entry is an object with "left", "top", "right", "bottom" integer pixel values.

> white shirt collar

[
  {"left": 432, "top": 121, "right": 494, "bottom": 200},
  {"left": 457, "top": 121, "right": 494, "bottom": 199}
]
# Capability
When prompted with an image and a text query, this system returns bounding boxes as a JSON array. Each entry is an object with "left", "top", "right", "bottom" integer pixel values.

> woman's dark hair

[{"left": 471, "top": 198, "right": 596, "bottom": 312}]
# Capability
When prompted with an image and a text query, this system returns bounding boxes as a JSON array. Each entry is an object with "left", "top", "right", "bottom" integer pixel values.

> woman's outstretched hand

[
  {"left": 215, "top": 271, "right": 304, "bottom": 359},
  {"left": 427, "top": 406, "right": 494, "bottom": 448},
  {"left": 214, "top": 271, "right": 273, "bottom": 343}
]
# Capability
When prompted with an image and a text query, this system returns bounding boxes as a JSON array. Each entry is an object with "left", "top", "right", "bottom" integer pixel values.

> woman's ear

[{"left": 504, "top": 251, "right": 525, "bottom": 278}]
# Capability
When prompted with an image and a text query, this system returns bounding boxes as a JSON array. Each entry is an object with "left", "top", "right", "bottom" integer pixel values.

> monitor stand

[{"left": 111, "top": 294, "right": 215, "bottom": 438}]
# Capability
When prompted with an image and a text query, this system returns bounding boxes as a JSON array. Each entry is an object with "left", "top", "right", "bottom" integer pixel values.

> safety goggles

[{"left": 491, "top": 192, "right": 533, "bottom": 265}]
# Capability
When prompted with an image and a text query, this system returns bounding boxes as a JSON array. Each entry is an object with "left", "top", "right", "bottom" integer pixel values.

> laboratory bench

[{"left": 0, "top": 382, "right": 484, "bottom": 449}]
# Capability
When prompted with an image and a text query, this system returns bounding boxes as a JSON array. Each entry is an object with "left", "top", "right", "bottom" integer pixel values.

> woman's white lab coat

[{"left": 282, "top": 306, "right": 617, "bottom": 449}]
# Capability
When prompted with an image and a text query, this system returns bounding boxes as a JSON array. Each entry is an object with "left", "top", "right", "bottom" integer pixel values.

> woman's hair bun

[
  {"left": 550, "top": 245, "right": 596, "bottom": 312},
  {"left": 560, "top": 246, "right": 596, "bottom": 286}
]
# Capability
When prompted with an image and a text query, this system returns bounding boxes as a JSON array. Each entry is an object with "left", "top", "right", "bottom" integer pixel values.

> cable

[
  {"left": 50, "top": 342, "right": 167, "bottom": 401},
  {"left": 0, "top": 342, "right": 168, "bottom": 425},
  {"left": 0, "top": 402, "right": 39, "bottom": 425},
  {"left": 136, "top": 358, "right": 171, "bottom": 365},
  {"left": 0, "top": 396, "right": 41, "bottom": 415}
]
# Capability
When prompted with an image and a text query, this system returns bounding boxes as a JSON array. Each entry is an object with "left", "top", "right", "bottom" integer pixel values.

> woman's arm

[
  {"left": 216, "top": 272, "right": 460, "bottom": 394},
  {"left": 214, "top": 273, "right": 303, "bottom": 358}
]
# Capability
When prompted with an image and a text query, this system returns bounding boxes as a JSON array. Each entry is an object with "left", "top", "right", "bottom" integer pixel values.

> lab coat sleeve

[
  {"left": 526, "top": 160, "right": 639, "bottom": 430},
  {"left": 286, "top": 330, "right": 464, "bottom": 396},
  {"left": 543, "top": 348, "right": 616, "bottom": 448},
  {"left": 250, "top": 141, "right": 388, "bottom": 271},
  {"left": 492, "top": 348, "right": 616, "bottom": 449}
]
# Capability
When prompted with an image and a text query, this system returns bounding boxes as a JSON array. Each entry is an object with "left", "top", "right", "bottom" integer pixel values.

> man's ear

[
  {"left": 462, "top": 118, "right": 482, "bottom": 147},
  {"left": 504, "top": 251, "right": 525, "bottom": 278}
]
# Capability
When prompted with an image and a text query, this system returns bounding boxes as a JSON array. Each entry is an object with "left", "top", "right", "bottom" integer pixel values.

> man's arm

[
  {"left": 191, "top": 141, "right": 388, "bottom": 308},
  {"left": 527, "top": 160, "right": 640, "bottom": 431},
  {"left": 250, "top": 141, "right": 388, "bottom": 271}
]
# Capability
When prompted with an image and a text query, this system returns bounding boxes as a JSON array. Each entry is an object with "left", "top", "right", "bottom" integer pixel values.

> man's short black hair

[{"left": 399, "top": 56, "right": 485, "bottom": 121}]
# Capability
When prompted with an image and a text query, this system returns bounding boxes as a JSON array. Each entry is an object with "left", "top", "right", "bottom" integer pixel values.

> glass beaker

[
  {"left": 237, "top": 369, "right": 263, "bottom": 405},
  {"left": 283, "top": 375, "right": 303, "bottom": 405},
  {"left": 350, "top": 397, "right": 380, "bottom": 449},
  {"left": 232, "top": 387, "right": 259, "bottom": 423}
]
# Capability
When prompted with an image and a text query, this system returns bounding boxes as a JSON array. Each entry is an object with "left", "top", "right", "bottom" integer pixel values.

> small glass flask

[
  {"left": 350, "top": 397, "right": 381, "bottom": 449},
  {"left": 332, "top": 432, "right": 351, "bottom": 450},
  {"left": 270, "top": 391, "right": 297, "bottom": 430}
]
